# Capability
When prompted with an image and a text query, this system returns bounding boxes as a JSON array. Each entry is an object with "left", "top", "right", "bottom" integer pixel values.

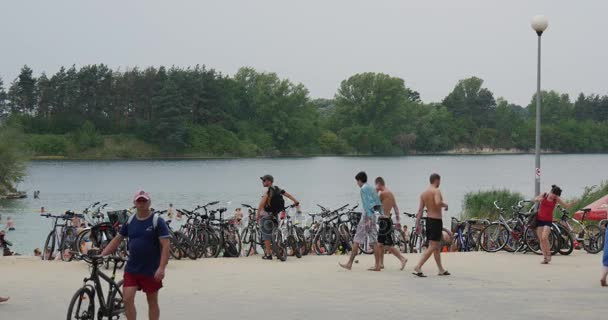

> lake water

[{"left": 1, "top": 154, "right": 606, "bottom": 254}]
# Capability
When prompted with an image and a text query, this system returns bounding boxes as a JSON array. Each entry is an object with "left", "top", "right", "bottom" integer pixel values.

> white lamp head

[{"left": 531, "top": 15, "right": 549, "bottom": 35}]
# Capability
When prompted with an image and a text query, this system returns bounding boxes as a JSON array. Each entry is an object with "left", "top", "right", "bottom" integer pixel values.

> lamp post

[{"left": 531, "top": 15, "right": 548, "bottom": 196}]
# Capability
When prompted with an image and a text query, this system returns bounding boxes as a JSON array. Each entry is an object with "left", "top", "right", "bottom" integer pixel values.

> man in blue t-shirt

[{"left": 102, "top": 190, "right": 170, "bottom": 320}]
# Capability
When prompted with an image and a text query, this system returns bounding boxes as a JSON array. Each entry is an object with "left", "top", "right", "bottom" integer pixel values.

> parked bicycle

[
  {"left": 66, "top": 254, "right": 126, "bottom": 320},
  {"left": 558, "top": 206, "right": 603, "bottom": 254}
]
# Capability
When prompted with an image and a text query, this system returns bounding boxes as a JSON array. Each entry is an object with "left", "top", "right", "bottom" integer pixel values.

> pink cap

[{"left": 133, "top": 190, "right": 151, "bottom": 203}]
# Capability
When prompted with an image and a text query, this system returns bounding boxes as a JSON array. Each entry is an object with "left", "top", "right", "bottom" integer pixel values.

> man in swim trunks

[
  {"left": 413, "top": 173, "right": 449, "bottom": 277},
  {"left": 373, "top": 177, "right": 407, "bottom": 271}
]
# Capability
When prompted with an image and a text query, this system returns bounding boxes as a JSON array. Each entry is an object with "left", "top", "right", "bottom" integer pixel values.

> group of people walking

[{"left": 338, "top": 172, "right": 449, "bottom": 277}]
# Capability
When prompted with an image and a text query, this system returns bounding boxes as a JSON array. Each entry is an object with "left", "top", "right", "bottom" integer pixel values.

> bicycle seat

[{"left": 583, "top": 208, "right": 592, "bottom": 213}]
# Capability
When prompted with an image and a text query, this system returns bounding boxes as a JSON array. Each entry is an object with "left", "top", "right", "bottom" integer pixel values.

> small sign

[{"left": 535, "top": 168, "right": 541, "bottom": 178}]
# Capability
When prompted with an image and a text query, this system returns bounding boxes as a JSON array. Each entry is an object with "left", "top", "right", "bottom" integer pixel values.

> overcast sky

[{"left": 0, "top": 1, "right": 605, "bottom": 106}]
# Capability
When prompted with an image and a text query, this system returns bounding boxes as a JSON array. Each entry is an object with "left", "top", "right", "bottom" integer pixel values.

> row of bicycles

[{"left": 449, "top": 200, "right": 606, "bottom": 255}]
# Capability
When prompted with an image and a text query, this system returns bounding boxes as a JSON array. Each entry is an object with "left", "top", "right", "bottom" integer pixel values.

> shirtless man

[
  {"left": 413, "top": 173, "right": 450, "bottom": 277},
  {"left": 374, "top": 177, "right": 407, "bottom": 271}
]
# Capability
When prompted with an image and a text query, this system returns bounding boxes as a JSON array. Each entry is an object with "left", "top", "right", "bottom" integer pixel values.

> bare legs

[
  {"left": 339, "top": 243, "right": 360, "bottom": 270},
  {"left": 537, "top": 226, "right": 551, "bottom": 263},
  {"left": 601, "top": 267, "right": 608, "bottom": 287},
  {"left": 123, "top": 287, "right": 161, "bottom": 320},
  {"left": 263, "top": 240, "right": 272, "bottom": 256},
  {"left": 123, "top": 286, "right": 137, "bottom": 320},
  {"left": 146, "top": 291, "right": 160, "bottom": 320},
  {"left": 375, "top": 244, "right": 407, "bottom": 271},
  {"left": 413, "top": 241, "right": 445, "bottom": 275}
]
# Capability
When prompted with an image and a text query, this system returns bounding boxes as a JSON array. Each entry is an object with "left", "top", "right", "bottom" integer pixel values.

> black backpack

[{"left": 265, "top": 186, "right": 285, "bottom": 215}]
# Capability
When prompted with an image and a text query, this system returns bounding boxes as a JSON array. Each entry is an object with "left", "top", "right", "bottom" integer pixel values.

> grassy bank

[{"left": 27, "top": 134, "right": 160, "bottom": 160}]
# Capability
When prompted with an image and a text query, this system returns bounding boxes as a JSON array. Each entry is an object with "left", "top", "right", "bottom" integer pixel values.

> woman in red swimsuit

[{"left": 533, "top": 185, "right": 576, "bottom": 264}]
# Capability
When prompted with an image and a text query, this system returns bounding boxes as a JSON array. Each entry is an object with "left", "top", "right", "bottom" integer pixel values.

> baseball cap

[
  {"left": 133, "top": 190, "right": 151, "bottom": 203},
  {"left": 260, "top": 174, "right": 274, "bottom": 182}
]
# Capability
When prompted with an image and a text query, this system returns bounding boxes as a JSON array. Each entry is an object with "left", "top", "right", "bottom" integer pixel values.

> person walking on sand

[
  {"left": 412, "top": 173, "right": 449, "bottom": 277},
  {"left": 533, "top": 185, "right": 575, "bottom": 264},
  {"left": 374, "top": 177, "right": 407, "bottom": 271},
  {"left": 340, "top": 171, "right": 381, "bottom": 271},
  {"left": 256, "top": 174, "right": 300, "bottom": 260},
  {"left": 102, "top": 190, "right": 170, "bottom": 320}
]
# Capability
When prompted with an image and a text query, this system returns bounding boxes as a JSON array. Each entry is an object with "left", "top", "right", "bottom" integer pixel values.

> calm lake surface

[{"left": 1, "top": 154, "right": 606, "bottom": 254}]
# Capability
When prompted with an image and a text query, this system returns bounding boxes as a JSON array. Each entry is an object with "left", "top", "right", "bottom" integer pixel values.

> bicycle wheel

[
  {"left": 168, "top": 233, "right": 182, "bottom": 260},
  {"left": 358, "top": 235, "right": 375, "bottom": 255},
  {"left": 313, "top": 226, "right": 339, "bottom": 255},
  {"left": 288, "top": 235, "right": 302, "bottom": 258},
  {"left": 272, "top": 230, "right": 287, "bottom": 262},
  {"left": 479, "top": 223, "right": 508, "bottom": 252},
  {"left": 66, "top": 287, "right": 95, "bottom": 320},
  {"left": 75, "top": 228, "right": 92, "bottom": 256},
  {"left": 556, "top": 225, "right": 574, "bottom": 256},
  {"left": 59, "top": 232, "right": 73, "bottom": 262},
  {"left": 296, "top": 227, "right": 308, "bottom": 256},
  {"left": 583, "top": 225, "right": 603, "bottom": 254},
  {"left": 176, "top": 231, "right": 197, "bottom": 260},
  {"left": 43, "top": 230, "right": 56, "bottom": 261},
  {"left": 107, "top": 280, "right": 125, "bottom": 319},
  {"left": 524, "top": 227, "right": 556, "bottom": 255}
]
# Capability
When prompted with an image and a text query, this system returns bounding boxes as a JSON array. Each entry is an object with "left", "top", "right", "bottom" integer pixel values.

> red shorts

[{"left": 123, "top": 272, "right": 163, "bottom": 293}]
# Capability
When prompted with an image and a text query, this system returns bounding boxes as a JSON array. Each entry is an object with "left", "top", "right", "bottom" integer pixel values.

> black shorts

[
  {"left": 426, "top": 218, "right": 443, "bottom": 242},
  {"left": 377, "top": 217, "right": 394, "bottom": 246},
  {"left": 536, "top": 220, "right": 553, "bottom": 227}
]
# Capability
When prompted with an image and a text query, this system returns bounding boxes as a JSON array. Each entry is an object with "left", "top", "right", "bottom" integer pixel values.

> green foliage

[
  {"left": 0, "top": 125, "right": 29, "bottom": 193},
  {"left": 26, "top": 134, "right": 69, "bottom": 155},
  {"left": 462, "top": 189, "right": 526, "bottom": 220},
  {"left": 71, "top": 121, "right": 104, "bottom": 152},
  {"left": 2, "top": 64, "right": 608, "bottom": 157},
  {"left": 571, "top": 181, "right": 608, "bottom": 214}
]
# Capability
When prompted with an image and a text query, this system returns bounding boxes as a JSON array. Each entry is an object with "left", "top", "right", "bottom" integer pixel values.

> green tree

[
  {"left": 0, "top": 125, "right": 28, "bottom": 193},
  {"left": 8, "top": 65, "right": 37, "bottom": 113}
]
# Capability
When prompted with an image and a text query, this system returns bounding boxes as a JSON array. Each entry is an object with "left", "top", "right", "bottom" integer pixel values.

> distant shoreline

[{"left": 28, "top": 149, "right": 603, "bottom": 161}]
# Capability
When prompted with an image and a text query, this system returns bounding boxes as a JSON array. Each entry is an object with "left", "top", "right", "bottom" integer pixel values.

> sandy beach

[{"left": 0, "top": 251, "right": 604, "bottom": 320}]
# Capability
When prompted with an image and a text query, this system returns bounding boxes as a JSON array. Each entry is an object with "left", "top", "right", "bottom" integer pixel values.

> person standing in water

[
  {"left": 373, "top": 177, "right": 407, "bottom": 271},
  {"left": 412, "top": 173, "right": 449, "bottom": 277},
  {"left": 533, "top": 185, "right": 575, "bottom": 264}
]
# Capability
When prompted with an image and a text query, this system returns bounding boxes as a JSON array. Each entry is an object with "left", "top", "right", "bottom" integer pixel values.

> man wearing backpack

[
  {"left": 256, "top": 174, "right": 300, "bottom": 260},
  {"left": 102, "top": 190, "right": 170, "bottom": 320}
]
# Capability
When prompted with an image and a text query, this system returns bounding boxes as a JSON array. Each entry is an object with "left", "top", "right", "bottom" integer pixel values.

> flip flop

[
  {"left": 412, "top": 272, "right": 427, "bottom": 278},
  {"left": 438, "top": 271, "right": 451, "bottom": 276}
]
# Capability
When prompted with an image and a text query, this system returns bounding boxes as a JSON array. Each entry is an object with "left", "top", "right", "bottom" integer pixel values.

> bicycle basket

[
  {"left": 90, "top": 222, "right": 117, "bottom": 248},
  {"left": 107, "top": 210, "right": 129, "bottom": 225}
]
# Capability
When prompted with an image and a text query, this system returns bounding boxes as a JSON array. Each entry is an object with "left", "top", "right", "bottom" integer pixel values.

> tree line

[{"left": 1, "top": 64, "right": 607, "bottom": 158}]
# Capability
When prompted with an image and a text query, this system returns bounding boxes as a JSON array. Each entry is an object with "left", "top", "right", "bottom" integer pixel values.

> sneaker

[{"left": 262, "top": 255, "right": 272, "bottom": 260}]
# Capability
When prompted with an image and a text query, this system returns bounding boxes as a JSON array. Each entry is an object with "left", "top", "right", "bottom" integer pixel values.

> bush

[
  {"left": 71, "top": 121, "right": 103, "bottom": 152},
  {"left": 462, "top": 189, "right": 526, "bottom": 220},
  {"left": 571, "top": 181, "right": 608, "bottom": 213},
  {"left": 26, "top": 134, "right": 69, "bottom": 156}
]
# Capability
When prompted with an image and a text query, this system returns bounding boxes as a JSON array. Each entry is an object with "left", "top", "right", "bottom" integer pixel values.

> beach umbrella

[{"left": 574, "top": 195, "right": 608, "bottom": 221}]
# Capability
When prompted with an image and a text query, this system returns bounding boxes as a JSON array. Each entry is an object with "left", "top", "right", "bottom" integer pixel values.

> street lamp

[{"left": 531, "top": 15, "right": 548, "bottom": 196}]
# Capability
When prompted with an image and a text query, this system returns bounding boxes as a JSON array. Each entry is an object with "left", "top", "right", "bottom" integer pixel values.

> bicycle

[
  {"left": 450, "top": 217, "right": 489, "bottom": 252},
  {"left": 312, "top": 204, "right": 350, "bottom": 256},
  {"left": 41, "top": 211, "right": 83, "bottom": 261},
  {"left": 558, "top": 207, "right": 603, "bottom": 254},
  {"left": 66, "top": 255, "right": 126, "bottom": 320},
  {"left": 208, "top": 207, "right": 242, "bottom": 258},
  {"left": 277, "top": 204, "right": 302, "bottom": 258},
  {"left": 240, "top": 204, "right": 262, "bottom": 257}
]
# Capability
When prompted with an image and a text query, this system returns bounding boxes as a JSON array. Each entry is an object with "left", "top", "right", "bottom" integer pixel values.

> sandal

[
  {"left": 412, "top": 272, "right": 427, "bottom": 278},
  {"left": 438, "top": 271, "right": 451, "bottom": 276}
]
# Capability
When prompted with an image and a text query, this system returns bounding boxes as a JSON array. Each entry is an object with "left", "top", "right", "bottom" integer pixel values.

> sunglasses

[{"left": 135, "top": 198, "right": 148, "bottom": 203}]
